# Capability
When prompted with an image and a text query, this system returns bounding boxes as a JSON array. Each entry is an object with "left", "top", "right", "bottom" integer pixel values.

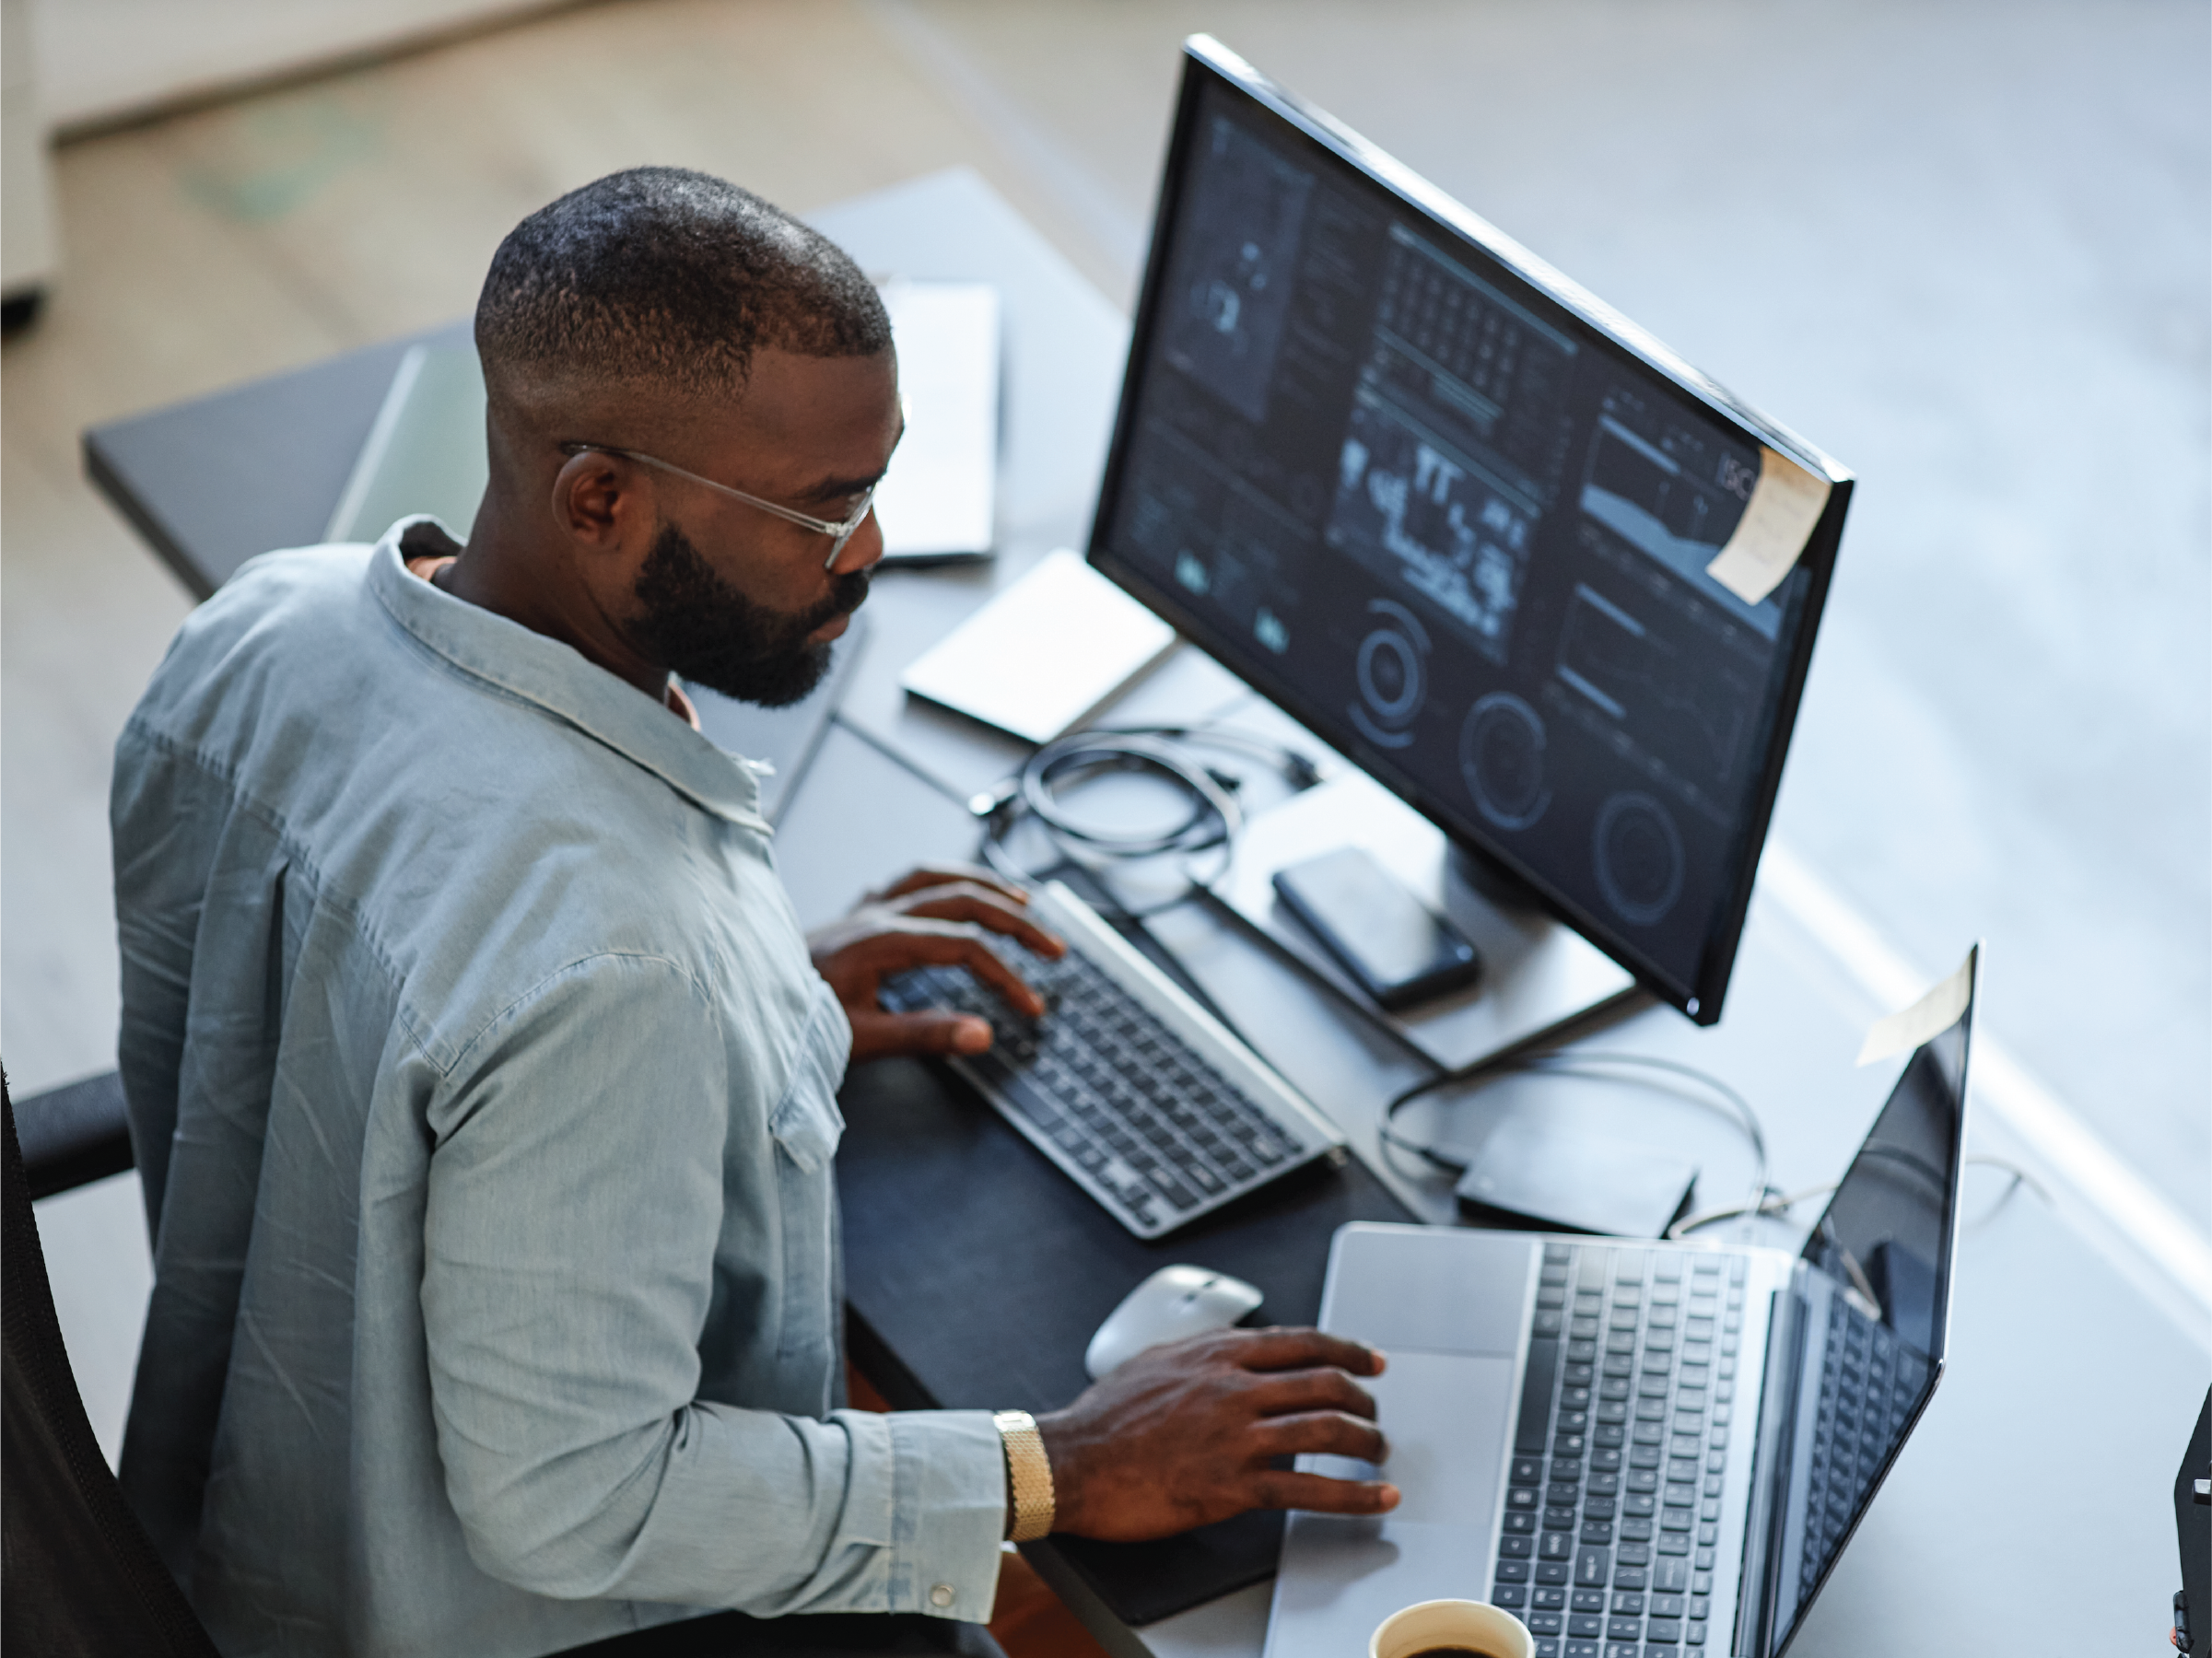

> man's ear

[{"left": 551, "top": 450, "right": 650, "bottom": 559}]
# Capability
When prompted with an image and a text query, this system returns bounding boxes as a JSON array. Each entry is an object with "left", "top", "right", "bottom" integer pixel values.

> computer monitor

[{"left": 1087, "top": 37, "right": 1853, "bottom": 1024}]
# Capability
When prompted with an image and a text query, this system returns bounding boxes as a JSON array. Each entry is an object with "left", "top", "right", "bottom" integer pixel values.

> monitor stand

[{"left": 1211, "top": 768, "right": 1643, "bottom": 1070}]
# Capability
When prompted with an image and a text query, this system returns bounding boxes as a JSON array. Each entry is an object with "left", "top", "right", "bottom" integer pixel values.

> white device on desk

[
  {"left": 1086, "top": 1265, "right": 1265, "bottom": 1379},
  {"left": 900, "top": 549, "right": 1176, "bottom": 744},
  {"left": 1265, "top": 951, "right": 1980, "bottom": 1658}
]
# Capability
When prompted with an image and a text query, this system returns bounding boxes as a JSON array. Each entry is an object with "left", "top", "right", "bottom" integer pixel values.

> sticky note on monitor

[
  {"left": 901, "top": 549, "right": 1176, "bottom": 744},
  {"left": 1703, "top": 446, "right": 1832, "bottom": 605}
]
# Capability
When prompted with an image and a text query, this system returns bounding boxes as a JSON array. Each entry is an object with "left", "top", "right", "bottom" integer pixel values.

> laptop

[{"left": 1266, "top": 948, "right": 1979, "bottom": 1658}]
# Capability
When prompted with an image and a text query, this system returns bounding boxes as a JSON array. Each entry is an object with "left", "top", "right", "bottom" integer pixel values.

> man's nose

[{"left": 830, "top": 507, "right": 886, "bottom": 578}]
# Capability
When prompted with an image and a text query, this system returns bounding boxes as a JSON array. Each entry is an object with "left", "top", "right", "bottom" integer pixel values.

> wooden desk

[{"left": 86, "top": 167, "right": 2203, "bottom": 1658}]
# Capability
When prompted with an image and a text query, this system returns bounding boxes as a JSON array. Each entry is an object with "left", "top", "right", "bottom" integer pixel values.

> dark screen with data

[
  {"left": 1092, "top": 63, "right": 1838, "bottom": 1016},
  {"left": 1766, "top": 1015, "right": 1966, "bottom": 1647}
]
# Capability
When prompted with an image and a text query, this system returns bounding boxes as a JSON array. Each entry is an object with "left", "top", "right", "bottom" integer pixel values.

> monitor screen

[{"left": 1088, "top": 39, "right": 1852, "bottom": 1021}]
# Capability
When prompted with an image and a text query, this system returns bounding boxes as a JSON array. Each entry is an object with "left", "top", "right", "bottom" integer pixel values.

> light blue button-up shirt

[{"left": 110, "top": 522, "right": 1006, "bottom": 1658}]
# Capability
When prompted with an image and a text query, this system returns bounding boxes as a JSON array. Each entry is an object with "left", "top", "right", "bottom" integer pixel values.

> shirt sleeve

[{"left": 419, "top": 951, "right": 1006, "bottom": 1619}]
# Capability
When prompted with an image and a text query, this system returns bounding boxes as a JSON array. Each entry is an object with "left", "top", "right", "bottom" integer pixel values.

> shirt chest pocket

[{"left": 764, "top": 984, "right": 851, "bottom": 1374}]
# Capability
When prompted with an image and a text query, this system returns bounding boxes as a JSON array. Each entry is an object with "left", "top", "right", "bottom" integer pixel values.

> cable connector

[{"left": 967, "top": 776, "right": 1020, "bottom": 819}]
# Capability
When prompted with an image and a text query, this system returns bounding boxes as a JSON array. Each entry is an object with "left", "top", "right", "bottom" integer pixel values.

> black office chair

[
  {"left": 2, "top": 1071, "right": 222, "bottom": 1655},
  {"left": 14, "top": 1068, "right": 136, "bottom": 1200},
  {"left": 1, "top": 1075, "right": 1004, "bottom": 1658}
]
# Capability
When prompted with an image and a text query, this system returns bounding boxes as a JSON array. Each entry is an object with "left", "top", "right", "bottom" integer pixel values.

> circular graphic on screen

[
  {"left": 1593, "top": 791, "right": 1686, "bottom": 926},
  {"left": 1458, "top": 692, "right": 1551, "bottom": 831},
  {"left": 1348, "top": 600, "right": 1430, "bottom": 750}
]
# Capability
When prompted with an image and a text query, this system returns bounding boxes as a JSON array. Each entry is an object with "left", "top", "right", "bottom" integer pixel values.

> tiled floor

[{"left": 5, "top": 0, "right": 2206, "bottom": 1491}]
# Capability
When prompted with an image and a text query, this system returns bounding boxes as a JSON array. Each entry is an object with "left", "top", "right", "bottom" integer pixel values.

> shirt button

[{"left": 929, "top": 1583, "right": 954, "bottom": 1608}]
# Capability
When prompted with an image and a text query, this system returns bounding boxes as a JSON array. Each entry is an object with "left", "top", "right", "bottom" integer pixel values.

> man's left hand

[{"left": 809, "top": 866, "right": 1066, "bottom": 1062}]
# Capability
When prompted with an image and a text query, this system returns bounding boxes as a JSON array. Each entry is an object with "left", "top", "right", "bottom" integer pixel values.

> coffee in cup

[{"left": 1368, "top": 1597, "right": 1534, "bottom": 1658}]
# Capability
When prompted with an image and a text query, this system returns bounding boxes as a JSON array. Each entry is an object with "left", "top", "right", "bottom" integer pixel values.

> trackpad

[
  {"left": 1265, "top": 1350, "right": 1514, "bottom": 1656},
  {"left": 1267, "top": 1517, "right": 1500, "bottom": 1658}
]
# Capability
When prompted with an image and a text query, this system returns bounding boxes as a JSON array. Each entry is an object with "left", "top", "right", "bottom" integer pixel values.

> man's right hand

[{"left": 1036, "top": 1327, "right": 1399, "bottom": 1541}]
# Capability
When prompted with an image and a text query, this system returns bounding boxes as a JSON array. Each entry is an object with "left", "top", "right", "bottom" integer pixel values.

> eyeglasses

[{"left": 558, "top": 442, "right": 876, "bottom": 570}]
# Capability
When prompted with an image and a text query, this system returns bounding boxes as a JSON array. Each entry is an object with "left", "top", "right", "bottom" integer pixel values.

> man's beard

[{"left": 629, "top": 520, "right": 869, "bottom": 708}]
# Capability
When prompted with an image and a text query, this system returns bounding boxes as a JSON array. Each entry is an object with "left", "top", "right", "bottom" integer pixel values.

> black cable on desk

[{"left": 971, "top": 723, "right": 1323, "bottom": 922}]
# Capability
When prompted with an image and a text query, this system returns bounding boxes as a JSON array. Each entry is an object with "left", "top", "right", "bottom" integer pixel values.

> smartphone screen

[{"left": 1271, "top": 846, "right": 1481, "bottom": 1011}]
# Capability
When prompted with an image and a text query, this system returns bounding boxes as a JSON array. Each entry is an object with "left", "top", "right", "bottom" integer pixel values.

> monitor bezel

[{"left": 1085, "top": 35, "right": 1855, "bottom": 1023}]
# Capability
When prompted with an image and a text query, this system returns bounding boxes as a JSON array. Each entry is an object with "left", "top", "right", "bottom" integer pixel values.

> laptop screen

[{"left": 1761, "top": 975, "right": 1974, "bottom": 1652}]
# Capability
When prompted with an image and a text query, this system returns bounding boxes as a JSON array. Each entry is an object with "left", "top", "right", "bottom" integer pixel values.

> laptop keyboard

[
  {"left": 1797, "top": 1290, "right": 1928, "bottom": 1594},
  {"left": 1492, "top": 1243, "right": 1748, "bottom": 1658},
  {"left": 878, "top": 945, "right": 1319, "bottom": 1237}
]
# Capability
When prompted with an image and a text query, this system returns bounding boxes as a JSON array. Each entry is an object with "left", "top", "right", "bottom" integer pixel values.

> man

[{"left": 111, "top": 168, "right": 1398, "bottom": 1658}]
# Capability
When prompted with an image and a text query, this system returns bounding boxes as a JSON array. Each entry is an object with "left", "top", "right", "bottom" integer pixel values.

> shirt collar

[{"left": 368, "top": 518, "right": 772, "bottom": 834}]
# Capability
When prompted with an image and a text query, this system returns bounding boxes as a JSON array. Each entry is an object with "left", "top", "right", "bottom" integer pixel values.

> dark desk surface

[{"left": 87, "top": 166, "right": 2206, "bottom": 1658}]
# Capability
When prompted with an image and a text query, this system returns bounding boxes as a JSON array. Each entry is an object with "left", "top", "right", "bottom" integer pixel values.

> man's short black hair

[{"left": 475, "top": 167, "right": 890, "bottom": 403}]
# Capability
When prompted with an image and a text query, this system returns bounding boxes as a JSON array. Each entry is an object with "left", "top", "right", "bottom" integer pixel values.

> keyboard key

[
  {"left": 1517, "top": 1338, "right": 1562, "bottom": 1454},
  {"left": 1533, "top": 1587, "right": 1568, "bottom": 1610},
  {"left": 1566, "top": 1614, "right": 1602, "bottom": 1637},
  {"left": 1492, "top": 1584, "right": 1528, "bottom": 1608}
]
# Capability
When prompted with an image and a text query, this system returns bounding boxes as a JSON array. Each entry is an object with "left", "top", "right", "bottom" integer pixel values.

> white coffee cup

[{"left": 1368, "top": 1597, "right": 1535, "bottom": 1658}]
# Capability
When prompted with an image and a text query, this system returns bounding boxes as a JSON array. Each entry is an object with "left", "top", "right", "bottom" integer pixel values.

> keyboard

[
  {"left": 877, "top": 880, "right": 1346, "bottom": 1239},
  {"left": 1797, "top": 1290, "right": 1927, "bottom": 1595},
  {"left": 1492, "top": 1242, "right": 1749, "bottom": 1658}
]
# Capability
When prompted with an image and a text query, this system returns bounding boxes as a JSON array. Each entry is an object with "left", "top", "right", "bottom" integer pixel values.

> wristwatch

[{"left": 992, "top": 1409, "right": 1056, "bottom": 1542}]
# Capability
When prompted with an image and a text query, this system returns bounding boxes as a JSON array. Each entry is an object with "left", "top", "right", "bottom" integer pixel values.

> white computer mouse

[{"left": 1083, "top": 1264, "right": 1265, "bottom": 1380}]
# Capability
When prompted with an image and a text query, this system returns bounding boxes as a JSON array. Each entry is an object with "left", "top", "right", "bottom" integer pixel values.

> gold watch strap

[{"left": 992, "top": 1409, "right": 1056, "bottom": 1543}]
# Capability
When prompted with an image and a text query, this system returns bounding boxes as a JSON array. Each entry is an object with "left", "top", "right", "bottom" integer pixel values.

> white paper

[
  {"left": 1703, "top": 445, "right": 1831, "bottom": 605},
  {"left": 872, "top": 281, "right": 1000, "bottom": 558},
  {"left": 1855, "top": 950, "right": 1975, "bottom": 1066},
  {"left": 900, "top": 549, "right": 1176, "bottom": 743}
]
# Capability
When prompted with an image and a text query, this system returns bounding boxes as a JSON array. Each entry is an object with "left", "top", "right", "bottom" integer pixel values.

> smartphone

[{"left": 1271, "top": 846, "right": 1482, "bottom": 1012}]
